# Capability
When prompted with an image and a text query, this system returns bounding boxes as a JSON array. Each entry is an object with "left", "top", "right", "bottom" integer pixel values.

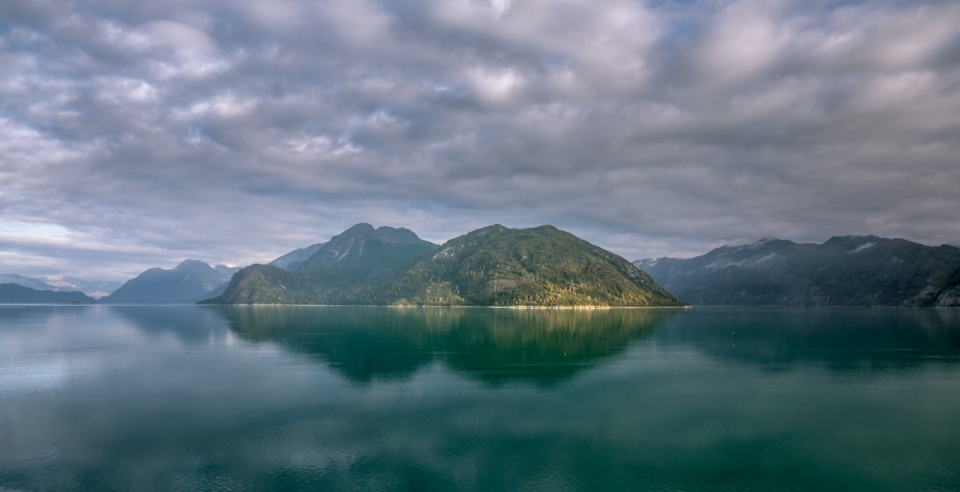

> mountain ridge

[
  {"left": 204, "top": 224, "right": 685, "bottom": 307},
  {"left": 101, "top": 260, "right": 238, "bottom": 304},
  {"left": 635, "top": 235, "right": 960, "bottom": 306},
  {"left": 0, "top": 283, "right": 96, "bottom": 304},
  {"left": 0, "top": 274, "right": 121, "bottom": 298},
  {"left": 0, "top": 274, "right": 60, "bottom": 293},
  {"left": 206, "top": 223, "right": 439, "bottom": 304}
]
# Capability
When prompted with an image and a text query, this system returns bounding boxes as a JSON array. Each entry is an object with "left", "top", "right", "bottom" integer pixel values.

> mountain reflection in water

[
  {"left": 216, "top": 306, "right": 679, "bottom": 386},
  {"left": 655, "top": 307, "right": 960, "bottom": 371},
  {"left": 2, "top": 306, "right": 960, "bottom": 491}
]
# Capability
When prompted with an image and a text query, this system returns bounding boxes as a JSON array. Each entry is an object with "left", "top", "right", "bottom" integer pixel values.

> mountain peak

[
  {"left": 323, "top": 224, "right": 381, "bottom": 248},
  {"left": 287, "top": 223, "right": 438, "bottom": 281},
  {"left": 747, "top": 237, "right": 778, "bottom": 247},
  {"left": 323, "top": 224, "right": 381, "bottom": 254},
  {"left": 532, "top": 224, "right": 559, "bottom": 232},
  {"left": 175, "top": 259, "right": 211, "bottom": 270},
  {"left": 469, "top": 224, "right": 507, "bottom": 236},
  {"left": 103, "top": 261, "right": 237, "bottom": 304},
  {"left": 340, "top": 223, "right": 377, "bottom": 236}
]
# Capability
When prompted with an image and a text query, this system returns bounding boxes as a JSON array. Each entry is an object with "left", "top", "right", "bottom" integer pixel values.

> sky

[{"left": 2, "top": 0, "right": 959, "bottom": 281}]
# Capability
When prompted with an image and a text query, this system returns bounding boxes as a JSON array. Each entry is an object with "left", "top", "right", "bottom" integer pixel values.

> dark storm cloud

[{"left": 1, "top": 0, "right": 959, "bottom": 279}]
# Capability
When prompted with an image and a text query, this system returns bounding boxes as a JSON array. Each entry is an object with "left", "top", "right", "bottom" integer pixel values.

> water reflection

[
  {"left": 215, "top": 306, "right": 680, "bottom": 386},
  {"left": 110, "top": 305, "right": 234, "bottom": 344},
  {"left": 3, "top": 306, "right": 960, "bottom": 491},
  {"left": 652, "top": 307, "right": 960, "bottom": 371}
]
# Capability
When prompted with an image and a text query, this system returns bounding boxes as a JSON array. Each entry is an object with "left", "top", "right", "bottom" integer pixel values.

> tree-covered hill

[
  {"left": 374, "top": 225, "right": 683, "bottom": 306},
  {"left": 206, "top": 224, "right": 438, "bottom": 305},
  {"left": 204, "top": 224, "right": 685, "bottom": 307}
]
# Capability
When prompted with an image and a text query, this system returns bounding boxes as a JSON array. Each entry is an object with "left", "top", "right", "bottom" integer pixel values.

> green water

[{"left": 1, "top": 305, "right": 959, "bottom": 491}]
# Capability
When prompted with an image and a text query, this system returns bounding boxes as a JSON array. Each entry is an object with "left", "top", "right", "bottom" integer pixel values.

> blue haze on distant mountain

[
  {"left": 0, "top": 274, "right": 121, "bottom": 298},
  {"left": 101, "top": 260, "right": 238, "bottom": 304},
  {"left": 0, "top": 284, "right": 95, "bottom": 304},
  {"left": 51, "top": 277, "right": 123, "bottom": 297},
  {"left": 0, "top": 274, "right": 60, "bottom": 293},
  {"left": 636, "top": 236, "right": 960, "bottom": 307}
]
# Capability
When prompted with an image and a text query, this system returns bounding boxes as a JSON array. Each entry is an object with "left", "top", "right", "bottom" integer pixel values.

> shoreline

[{"left": 194, "top": 303, "right": 692, "bottom": 309}]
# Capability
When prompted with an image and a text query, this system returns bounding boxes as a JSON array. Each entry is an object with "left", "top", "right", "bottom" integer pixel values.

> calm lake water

[{"left": 1, "top": 306, "right": 959, "bottom": 491}]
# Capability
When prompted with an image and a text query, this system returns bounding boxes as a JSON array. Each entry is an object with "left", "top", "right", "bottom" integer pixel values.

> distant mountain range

[
  {"left": 0, "top": 283, "right": 95, "bottom": 304},
  {"left": 0, "top": 274, "right": 121, "bottom": 298},
  {"left": 46, "top": 277, "right": 123, "bottom": 298},
  {"left": 0, "top": 274, "right": 60, "bottom": 293},
  {"left": 204, "top": 223, "right": 684, "bottom": 307},
  {"left": 101, "top": 260, "right": 238, "bottom": 304},
  {"left": 4, "top": 229, "right": 959, "bottom": 307},
  {"left": 635, "top": 236, "right": 960, "bottom": 307}
]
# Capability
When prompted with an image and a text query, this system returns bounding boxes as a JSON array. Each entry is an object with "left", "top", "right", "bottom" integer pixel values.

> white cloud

[
  {"left": 694, "top": 0, "right": 792, "bottom": 88},
  {"left": 0, "top": 221, "right": 72, "bottom": 241},
  {"left": 468, "top": 67, "right": 526, "bottom": 104}
]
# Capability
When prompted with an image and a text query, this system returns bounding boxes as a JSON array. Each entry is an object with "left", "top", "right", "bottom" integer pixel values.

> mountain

[
  {"left": 375, "top": 225, "right": 684, "bottom": 306},
  {"left": 0, "top": 283, "right": 95, "bottom": 304},
  {"left": 268, "top": 242, "right": 324, "bottom": 272},
  {"left": 0, "top": 274, "right": 122, "bottom": 298},
  {"left": 204, "top": 224, "right": 685, "bottom": 307},
  {"left": 267, "top": 225, "right": 433, "bottom": 273},
  {"left": 205, "top": 224, "right": 439, "bottom": 304},
  {"left": 42, "top": 277, "right": 123, "bottom": 298},
  {"left": 0, "top": 273, "right": 60, "bottom": 292},
  {"left": 635, "top": 236, "right": 960, "bottom": 306},
  {"left": 101, "top": 260, "right": 239, "bottom": 304},
  {"left": 296, "top": 224, "right": 438, "bottom": 286}
]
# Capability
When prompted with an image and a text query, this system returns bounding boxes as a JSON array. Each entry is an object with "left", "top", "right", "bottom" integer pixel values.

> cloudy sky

[{"left": 2, "top": 0, "right": 959, "bottom": 280}]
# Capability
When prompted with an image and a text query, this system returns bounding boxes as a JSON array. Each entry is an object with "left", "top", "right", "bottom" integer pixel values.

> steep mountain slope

[
  {"left": 102, "top": 260, "right": 238, "bottom": 304},
  {"left": 635, "top": 236, "right": 960, "bottom": 306},
  {"left": 206, "top": 224, "right": 685, "bottom": 307},
  {"left": 0, "top": 283, "right": 95, "bottom": 304},
  {"left": 207, "top": 224, "right": 438, "bottom": 304},
  {"left": 268, "top": 242, "right": 324, "bottom": 272},
  {"left": 204, "top": 265, "right": 305, "bottom": 304}
]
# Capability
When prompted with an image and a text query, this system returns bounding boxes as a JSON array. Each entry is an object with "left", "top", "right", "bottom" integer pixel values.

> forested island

[{"left": 202, "top": 223, "right": 685, "bottom": 307}]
